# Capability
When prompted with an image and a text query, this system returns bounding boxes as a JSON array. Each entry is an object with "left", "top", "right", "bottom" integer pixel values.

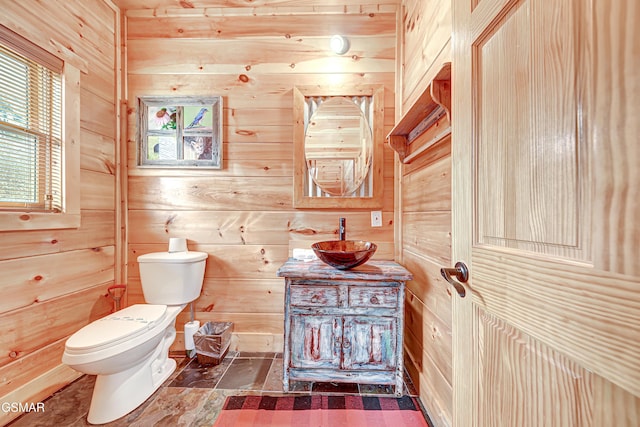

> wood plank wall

[
  {"left": 0, "top": 1, "right": 120, "bottom": 424},
  {"left": 396, "top": 1, "right": 453, "bottom": 426},
  {"left": 121, "top": 0, "right": 399, "bottom": 353}
]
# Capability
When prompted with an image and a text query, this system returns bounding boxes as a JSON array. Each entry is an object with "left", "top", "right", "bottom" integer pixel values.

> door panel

[
  {"left": 342, "top": 316, "right": 396, "bottom": 370},
  {"left": 290, "top": 315, "right": 340, "bottom": 369},
  {"left": 478, "top": 309, "right": 593, "bottom": 426},
  {"left": 475, "top": 0, "right": 586, "bottom": 259},
  {"left": 452, "top": 0, "right": 640, "bottom": 425}
]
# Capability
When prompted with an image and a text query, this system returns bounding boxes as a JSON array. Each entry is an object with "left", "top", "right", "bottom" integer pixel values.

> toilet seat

[{"left": 65, "top": 304, "right": 169, "bottom": 353}]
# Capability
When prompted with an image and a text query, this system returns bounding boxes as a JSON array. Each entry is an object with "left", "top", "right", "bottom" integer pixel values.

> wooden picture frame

[
  {"left": 137, "top": 96, "right": 223, "bottom": 169},
  {"left": 293, "top": 85, "right": 384, "bottom": 209}
]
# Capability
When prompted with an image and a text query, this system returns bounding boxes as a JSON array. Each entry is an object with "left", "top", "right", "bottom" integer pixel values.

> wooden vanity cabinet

[{"left": 276, "top": 259, "right": 413, "bottom": 396}]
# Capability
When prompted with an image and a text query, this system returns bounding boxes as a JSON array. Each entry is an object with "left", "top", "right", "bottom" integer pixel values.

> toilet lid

[{"left": 65, "top": 304, "right": 168, "bottom": 351}]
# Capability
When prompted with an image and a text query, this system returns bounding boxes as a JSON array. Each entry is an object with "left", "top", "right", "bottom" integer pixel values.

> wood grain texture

[
  {"left": 118, "top": 1, "right": 401, "bottom": 11},
  {"left": 0, "top": 0, "right": 120, "bottom": 414},
  {"left": 478, "top": 309, "right": 593, "bottom": 426},
  {"left": 400, "top": 0, "right": 451, "bottom": 117},
  {"left": 395, "top": 2, "right": 454, "bottom": 418},
  {"left": 124, "top": 0, "right": 398, "bottom": 355},
  {"left": 453, "top": 0, "right": 640, "bottom": 425}
]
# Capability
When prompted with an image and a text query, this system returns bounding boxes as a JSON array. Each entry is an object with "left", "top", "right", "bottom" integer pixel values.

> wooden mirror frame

[{"left": 293, "top": 84, "right": 384, "bottom": 209}]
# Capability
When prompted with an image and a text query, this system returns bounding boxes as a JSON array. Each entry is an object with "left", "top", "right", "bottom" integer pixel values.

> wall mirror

[{"left": 293, "top": 85, "right": 384, "bottom": 208}]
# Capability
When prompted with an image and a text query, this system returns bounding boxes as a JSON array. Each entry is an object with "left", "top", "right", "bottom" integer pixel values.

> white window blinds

[{"left": 0, "top": 26, "right": 63, "bottom": 212}]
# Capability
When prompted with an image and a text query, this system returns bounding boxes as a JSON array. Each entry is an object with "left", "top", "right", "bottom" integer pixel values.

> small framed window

[
  {"left": 137, "top": 96, "right": 223, "bottom": 168},
  {"left": 0, "top": 24, "right": 80, "bottom": 231},
  {"left": 0, "top": 41, "right": 62, "bottom": 211}
]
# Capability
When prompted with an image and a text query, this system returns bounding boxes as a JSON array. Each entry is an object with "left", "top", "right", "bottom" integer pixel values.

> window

[
  {"left": 0, "top": 25, "right": 80, "bottom": 230},
  {"left": 0, "top": 44, "right": 62, "bottom": 211},
  {"left": 138, "top": 96, "right": 223, "bottom": 168}
]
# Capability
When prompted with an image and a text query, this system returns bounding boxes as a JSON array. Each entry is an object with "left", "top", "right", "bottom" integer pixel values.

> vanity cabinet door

[
  {"left": 342, "top": 316, "right": 397, "bottom": 370},
  {"left": 289, "top": 315, "right": 341, "bottom": 369}
]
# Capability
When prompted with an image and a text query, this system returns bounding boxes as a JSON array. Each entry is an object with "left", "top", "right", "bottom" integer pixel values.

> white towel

[{"left": 292, "top": 248, "right": 318, "bottom": 262}]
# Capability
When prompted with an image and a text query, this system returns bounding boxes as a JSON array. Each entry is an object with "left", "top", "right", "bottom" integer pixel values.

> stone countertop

[{"left": 276, "top": 258, "right": 413, "bottom": 282}]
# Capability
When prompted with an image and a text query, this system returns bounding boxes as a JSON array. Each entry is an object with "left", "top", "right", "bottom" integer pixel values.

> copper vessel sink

[{"left": 311, "top": 240, "right": 377, "bottom": 270}]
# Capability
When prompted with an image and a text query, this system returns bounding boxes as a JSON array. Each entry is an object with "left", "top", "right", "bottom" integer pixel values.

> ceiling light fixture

[{"left": 330, "top": 35, "right": 350, "bottom": 55}]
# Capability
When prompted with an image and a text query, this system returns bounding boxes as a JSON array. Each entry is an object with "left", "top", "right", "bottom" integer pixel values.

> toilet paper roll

[
  {"left": 168, "top": 237, "right": 187, "bottom": 253},
  {"left": 184, "top": 320, "right": 200, "bottom": 351}
]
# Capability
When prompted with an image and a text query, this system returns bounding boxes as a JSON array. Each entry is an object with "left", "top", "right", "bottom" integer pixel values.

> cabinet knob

[
  {"left": 370, "top": 296, "right": 379, "bottom": 304},
  {"left": 343, "top": 339, "right": 351, "bottom": 349},
  {"left": 311, "top": 295, "right": 320, "bottom": 303}
]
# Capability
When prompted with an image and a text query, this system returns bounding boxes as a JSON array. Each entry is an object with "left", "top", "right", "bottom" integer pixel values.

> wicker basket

[{"left": 193, "top": 321, "right": 233, "bottom": 365}]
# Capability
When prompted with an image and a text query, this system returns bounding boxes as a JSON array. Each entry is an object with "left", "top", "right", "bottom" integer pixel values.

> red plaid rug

[{"left": 213, "top": 395, "right": 430, "bottom": 426}]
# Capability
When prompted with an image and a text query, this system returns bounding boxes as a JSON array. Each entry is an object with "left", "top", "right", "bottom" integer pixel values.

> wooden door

[{"left": 451, "top": 0, "right": 640, "bottom": 426}]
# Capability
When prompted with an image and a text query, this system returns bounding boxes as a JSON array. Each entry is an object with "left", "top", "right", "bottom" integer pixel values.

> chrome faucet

[{"left": 339, "top": 217, "right": 346, "bottom": 240}]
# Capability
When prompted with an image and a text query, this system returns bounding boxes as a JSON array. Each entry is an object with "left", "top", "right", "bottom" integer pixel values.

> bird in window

[{"left": 186, "top": 108, "right": 208, "bottom": 128}]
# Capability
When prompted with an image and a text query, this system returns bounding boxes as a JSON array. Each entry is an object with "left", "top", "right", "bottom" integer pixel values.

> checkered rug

[{"left": 213, "top": 395, "right": 430, "bottom": 426}]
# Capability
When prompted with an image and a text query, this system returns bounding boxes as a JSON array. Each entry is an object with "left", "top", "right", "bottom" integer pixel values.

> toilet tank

[{"left": 137, "top": 251, "right": 208, "bottom": 305}]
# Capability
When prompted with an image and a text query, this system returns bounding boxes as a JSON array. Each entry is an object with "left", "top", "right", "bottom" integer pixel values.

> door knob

[{"left": 440, "top": 262, "right": 468, "bottom": 297}]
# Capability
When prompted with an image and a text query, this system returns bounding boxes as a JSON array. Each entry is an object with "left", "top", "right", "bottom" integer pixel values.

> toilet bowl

[{"left": 62, "top": 242, "right": 207, "bottom": 425}]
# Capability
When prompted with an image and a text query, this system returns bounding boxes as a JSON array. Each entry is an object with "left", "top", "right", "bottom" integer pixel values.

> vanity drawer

[
  {"left": 290, "top": 285, "right": 339, "bottom": 307},
  {"left": 349, "top": 286, "right": 398, "bottom": 308}
]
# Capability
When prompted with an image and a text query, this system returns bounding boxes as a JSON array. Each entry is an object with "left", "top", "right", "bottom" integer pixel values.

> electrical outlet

[{"left": 371, "top": 211, "right": 382, "bottom": 227}]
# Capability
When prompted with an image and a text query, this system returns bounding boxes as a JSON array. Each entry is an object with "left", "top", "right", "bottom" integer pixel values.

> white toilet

[{"left": 62, "top": 242, "right": 207, "bottom": 425}]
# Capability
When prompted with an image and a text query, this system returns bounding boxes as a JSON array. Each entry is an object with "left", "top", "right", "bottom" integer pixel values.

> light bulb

[{"left": 330, "top": 35, "right": 350, "bottom": 55}]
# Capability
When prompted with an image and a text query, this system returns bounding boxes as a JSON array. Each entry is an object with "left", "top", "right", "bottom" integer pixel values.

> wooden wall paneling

[
  {"left": 403, "top": 253, "right": 452, "bottom": 322},
  {"left": 80, "top": 170, "right": 116, "bottom": 211},
  {"left": 400, "top": 0, "right": 451, "bottom": 116},
  {"left": 0, "top": 211, "right": 115, "bottom": 260},
  {"left": 402, "top": 212, "right": 451, "bottom": 265},
  {"left": 402, "top": 155, "right": 452, "bottom": 212},
  {"left": 128, "top": 244, "right": 288, "bottom": 282},
  {"left": 127, "top": 74, "right": 396, "bottom": 110},
  {"left": 120, "top": 0, "right": 401, "bottom": 9},
  {"left": 80, "top": 89, "right": 117, "bottom": 139},
  {"left": 403, "top": 316, "right": 452, "bottom": 427},
  {"left": 80, "top": 129, "right": 117, "bottom": 175},
  {"left": 126, "top": 38, "right": 395, "bottom": 75},
  {"left": 0, "top": 284, "right": 113, "bottom": 369},
  {"left": 123, "top": 0, "right": 398, "bottom": 356},
  {"left": 392, "top": 1, "right": 453, "bottom": 412},
  {"left": 404, "top": 292, "right": 452, "bottom": 382},
  {"left": 176, "top": 312, "right": 283, "bottom": 336},
  {"left": 1, "top": 247, "right": 115, "bottom": 314},
  {"left": 127, "top": 176, "right": 292, "bottom": 211},
  {"left": 0, "top": 340, "right": 68, "bottom": 398},
  {"left": 128, "top": 142, "right": 293, "bottom": 172},
  {"left": 0, "top": 1, "right": 120, "bottom": 420},
  {"left": 128, "top": 210, "right": 393, "bottom": 246},
  {"left": 126, "top": 12, "right": 397, "bottom": 39},
  {"left": 197, "top": 279, "right": 285, "bottom": 314}
]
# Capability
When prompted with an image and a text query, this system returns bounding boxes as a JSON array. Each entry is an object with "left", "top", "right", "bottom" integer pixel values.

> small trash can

[{"left": 194, "top": 321, "right": 233, "bottom": 365}]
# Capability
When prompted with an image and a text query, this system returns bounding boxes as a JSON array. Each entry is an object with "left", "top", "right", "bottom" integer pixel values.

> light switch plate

[{"left": 371, "top": 211, "right": 382, "bottom": 227}]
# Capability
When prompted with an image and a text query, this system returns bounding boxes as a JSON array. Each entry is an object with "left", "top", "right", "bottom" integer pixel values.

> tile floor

[{"left": 9, "top": 352, "right": 428, "bottom": 427}]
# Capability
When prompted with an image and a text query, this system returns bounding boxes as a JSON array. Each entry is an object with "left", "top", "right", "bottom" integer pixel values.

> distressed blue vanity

[{"left": 276, "top": 258, "right": 413, "bottom": 395}]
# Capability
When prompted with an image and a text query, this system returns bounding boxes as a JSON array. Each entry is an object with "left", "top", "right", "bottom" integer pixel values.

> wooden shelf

[{"left": 387, "top": 62, "right": 451, "bottom": 163}]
